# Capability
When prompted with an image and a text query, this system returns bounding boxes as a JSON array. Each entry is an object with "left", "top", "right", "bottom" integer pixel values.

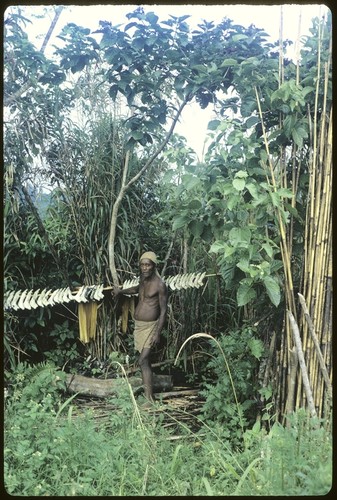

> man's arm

[
  {"left": 113, "top": 284, "right": 139, "bottom": 298},
  {"left": 152, "top": 281, "right": 168, "bottom": 344}
]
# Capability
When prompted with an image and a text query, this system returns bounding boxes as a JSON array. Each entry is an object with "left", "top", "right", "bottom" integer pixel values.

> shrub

[{"left": 199, "top": 327, "right": 264, "bottom": 438}]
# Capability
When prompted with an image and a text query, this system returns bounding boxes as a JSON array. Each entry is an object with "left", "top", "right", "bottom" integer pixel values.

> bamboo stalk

[
  {"left": 287, "top": 310, "right": 316, "bottom": 417},
  {"left": 255, "top": 86, "right": 297, "bottom": 392},
  {"left": 283, "top": 346, "right": 298, "bottom": 426},
  {"left": 298, "top": 294, "right": 332, "bottom": 400},
  {"left": 263, "top": 331, "right": 276, "bottom": 390}
]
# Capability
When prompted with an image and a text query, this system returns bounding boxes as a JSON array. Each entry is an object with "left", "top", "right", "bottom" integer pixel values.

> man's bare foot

[{"left": 140, "top": 400, "right": 154, "bottom": 409}]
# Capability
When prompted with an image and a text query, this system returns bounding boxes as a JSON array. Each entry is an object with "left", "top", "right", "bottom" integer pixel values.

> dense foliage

[{"left": 3, "top": 6, "right": 332, "bottom": 495}]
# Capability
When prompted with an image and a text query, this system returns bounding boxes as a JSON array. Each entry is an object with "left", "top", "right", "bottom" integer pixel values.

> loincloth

[{"left": 134, "top": 320, "right": 158, "bottom": 353}]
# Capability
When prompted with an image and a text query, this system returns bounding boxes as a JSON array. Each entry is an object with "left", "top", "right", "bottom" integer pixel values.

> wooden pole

[
  {"left": 298, "top": 293, "right": 332, "bottom": 401},
  {"left": 287, "top": 310, "right": 316, "bottom": 417}
]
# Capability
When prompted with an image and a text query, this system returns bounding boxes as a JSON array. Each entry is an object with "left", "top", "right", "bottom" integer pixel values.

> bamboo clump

[
  {"left": 295, "top": 20, "right": 332, "bottom": 418},
  {"left": 255, "top": 9, "right": 332, "bottom": 420}
]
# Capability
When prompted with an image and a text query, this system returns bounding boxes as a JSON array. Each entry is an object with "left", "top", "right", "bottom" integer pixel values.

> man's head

[
  {"left": 139, "top": 251, "right": 157, "bottom": 265},
  {"left": 139, "top": 251, "right": 158, "bottom": 279}
]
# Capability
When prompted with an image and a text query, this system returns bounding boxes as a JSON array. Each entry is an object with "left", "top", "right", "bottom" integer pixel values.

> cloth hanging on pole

[{"left": 78, "top": 302, "right": 98, "bottom": 343}]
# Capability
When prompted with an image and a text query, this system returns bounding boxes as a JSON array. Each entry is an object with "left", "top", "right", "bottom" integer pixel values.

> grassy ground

[{"left": 4, "top": 370, "right": 332, "bottom": 496}]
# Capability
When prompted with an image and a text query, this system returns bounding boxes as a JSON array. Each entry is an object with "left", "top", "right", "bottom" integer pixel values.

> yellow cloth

[
  {"left": 134, "top": 319, "right": 158, "bottom": 352},
  {"left": 140, "top": 251, "right": 157, "bottom": 264},
  {"left": 78, "top": 302, "right": 98, "bottom": 343}
]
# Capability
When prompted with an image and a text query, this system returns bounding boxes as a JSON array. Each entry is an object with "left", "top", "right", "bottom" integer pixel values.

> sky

[
  {"left": 39, "top": 4, "right": 328, "bottom": 43},
  {"left": 9, "top": 3, "right": 330, "bottom": 159}
]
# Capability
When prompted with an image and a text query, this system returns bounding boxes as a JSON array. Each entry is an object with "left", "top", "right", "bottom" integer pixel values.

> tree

[{"left": 54, "top": 7, "right": 277, "bottom": 284}]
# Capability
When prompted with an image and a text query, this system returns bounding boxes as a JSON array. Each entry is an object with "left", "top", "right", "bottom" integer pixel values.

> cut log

[
  {"left": 65, "top": 373, "right": 173, "bottom": 398},
  {"left": 155, "top": 389, "right": 199, "bottom": 399}
]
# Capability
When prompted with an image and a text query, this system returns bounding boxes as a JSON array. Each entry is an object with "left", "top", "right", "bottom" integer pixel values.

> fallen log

[
  {"left": 65, "top": 373, "right": 173, "bottom": 398},
  {"left": 156, "top": 389, "right": 199, "bottom": 399}
]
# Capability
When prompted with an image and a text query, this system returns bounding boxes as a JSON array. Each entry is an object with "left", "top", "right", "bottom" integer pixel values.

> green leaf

[
  {"left": 223, "top": 244, "right": 236, "bottom": 258},
  {"left": 227, "top": 194, "right": 240, "bottom": 210},
  {"left": 188, "top": 199, "right": 202, "bottom": 209},
  {"left": 131, "top": 130, "right": 144, "bottom": 140},
  {"left": 245, "top": 183, "right": 259, "bottom": 199},
  {"left": 292, "top": 126, "right": 308, "bottom": 148},
  {"left": 209, "top": 241, "right": 226, "bottom": 254},
  {"left": 283, "top": 114, "right": 297, "bottom": 137},
  {"left": 263, "top": 275, "right": 281, "bottom": 306},
  {"left": 133, "top": 37, "right": 145, "bottom": 49},
  {"left": 235, "top": 170, "right": 248, "bottom": 179},
  {"left": 172, "top": 215, "right": 188, "bottom": 231},
  {"left": 246, "top": 116, "right": 259, "bottom": 128},
  {"left": 229, "top": 227, "right": 251, "bottom": 246},
  {"left": 247, "top": 338, "right": 264, "bottom": 359},
  {"left": 220, "top": 58, "right": 237, "bottom": 67},
  {"left": 223, "top": 182, "right": 235, "bottom": 195},
  {"left": 201, "top": 225, "right": 213, "bottom": 243},
  {"left": 232, "top": 34, "right": 248, "bottom": 42},
  {"left": 188, "top": 219, "right": 203, "bottom": 237},
  {"left": 146, "top": 12, "right": 159, "bottom": 25},
  {"left": 277, "top": 188, "right": 294, "bottom": 198},
  {"left": 202, "top": 477, "right": 214, "bottom": 496},
  {"left": 207, "top": 119, "right": 221, "bottom": 130},
  {"left": 232, "top": 178, "right": 245, "bottom": 191},
  {"left": 270, "top": 191, "right": 280, "bottom": 208},
  {"left": 182, "top": 174, "right": 200, "bottom": 190},
  {"left": 261, "top": 243, "right": 273, "bottom": 258},
  {"left": 236, "top": 259, "right": 251, "bottom": 274},
  {"left": 237, "top": 281, "right": 256, "bottom": 306}
]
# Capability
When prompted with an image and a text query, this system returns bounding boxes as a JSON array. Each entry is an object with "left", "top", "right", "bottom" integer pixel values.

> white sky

[
  {"left": 10, "top": 3, "right": 330, "bottom": 159},
  {"left": 46, "top": 4, "right": 327, "bottom": 41}
]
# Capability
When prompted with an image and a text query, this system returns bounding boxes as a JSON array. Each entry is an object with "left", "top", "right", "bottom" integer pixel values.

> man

[{"left": 113, "top": 251, "right": 168, "bottom": 405}]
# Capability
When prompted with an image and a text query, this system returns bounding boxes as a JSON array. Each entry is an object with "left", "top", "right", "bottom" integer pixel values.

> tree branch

[
  {"left": 4, "top": 6, "right": 64, "bottom": 107},
  {"left": 125, "top": 95, "right": 190, "bottom": 191},
  {"left": 40, "top": 6, "right": 64, "bottom": 54},
  {"left": 108, "top": 95, "right": 191, "bottom": 284}
]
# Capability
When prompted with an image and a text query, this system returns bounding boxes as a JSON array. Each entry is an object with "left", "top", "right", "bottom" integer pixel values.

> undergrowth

[{"left": 4, "top": 362, "right": 332, "bottom": 496}]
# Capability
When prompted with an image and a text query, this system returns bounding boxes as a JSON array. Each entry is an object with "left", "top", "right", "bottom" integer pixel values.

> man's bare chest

[{"left": 140, "top": 282, "right": 158, "bottom": 301}]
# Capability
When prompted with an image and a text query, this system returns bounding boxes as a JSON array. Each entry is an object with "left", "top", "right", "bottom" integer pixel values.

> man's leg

[{"left": 138, "top": 347, "right": 154, "bottom": 402}]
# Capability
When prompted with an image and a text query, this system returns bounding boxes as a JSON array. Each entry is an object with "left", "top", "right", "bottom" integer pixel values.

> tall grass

[{"left": 4, "top": 362, "right": 332, "bottom": 496}]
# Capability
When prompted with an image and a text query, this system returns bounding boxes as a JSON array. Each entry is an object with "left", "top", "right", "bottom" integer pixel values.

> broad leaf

[
  {"left": 247, "top": 338, "right": 264, "bottom": 359},
  {"left": 209, "top": 241, "right": 226, "bottom": 254},
  {"left": 172, "top": 215, "right": 188, "bottom": 231},
  {"left": 232, "top": 178, "right": 245, "bottom": 191},
  {"left": 237, "top": 281, "right": 256, "bottom": 306},
  {"left": 263, "top": 276, "right": 281, "bottom": 307},
  {"left": 229, "top": 227, "right": 251, "bottom": 246},
  {"left": 207, "top": 119, "right": 221, "bottom": 130}
]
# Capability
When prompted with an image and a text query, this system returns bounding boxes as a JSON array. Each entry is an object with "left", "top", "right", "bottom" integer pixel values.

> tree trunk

[{"left": 108, "top": 95, "right": 190, "bottom": 285}]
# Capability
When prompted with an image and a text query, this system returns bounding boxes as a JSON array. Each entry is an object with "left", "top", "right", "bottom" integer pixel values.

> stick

[
  {"left": 124, "top": 358, "right": 176, "bottom": 375},
  {"left": 298, "top": 293, "right": 332, "bottom": 400},
  {"left": 283, "top": 346, "right": 298, "bottom": 425},
  {"left": 287, "top": 310, "right": 317, "bottom": 417},
  {"left": 154, "top": 389, "right": 199, "bottom": 399}
]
